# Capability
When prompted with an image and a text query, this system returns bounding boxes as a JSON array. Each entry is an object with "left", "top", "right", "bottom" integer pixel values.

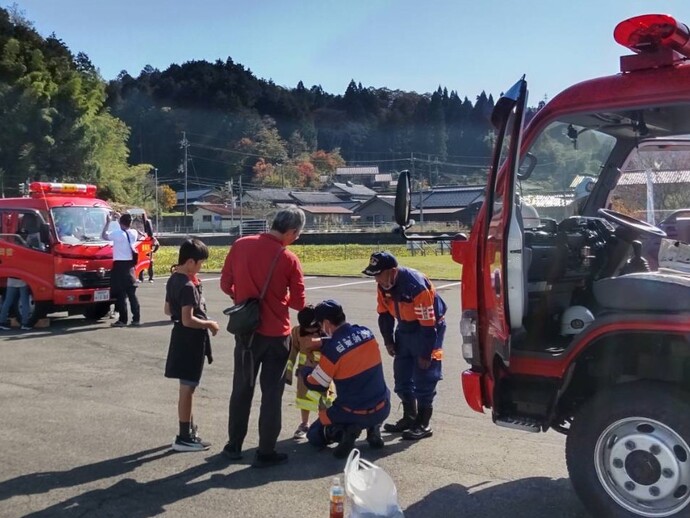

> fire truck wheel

[
  {"left": 11, "top": 291, "right": 49, "bottom": 327},
  {"left": 83, "top": 303, "right": 111, "bottom": 321},
  {"left": 566, "top": 381, "right": 690, "bottom": 517}
]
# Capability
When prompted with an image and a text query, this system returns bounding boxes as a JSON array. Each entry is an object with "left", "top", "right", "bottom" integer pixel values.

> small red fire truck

[
  {"left": 395, "top": 13, "right": 690, "bottom": 518},
  {"left": 0, "top": 182, "right": 153, "bottom": 325}
]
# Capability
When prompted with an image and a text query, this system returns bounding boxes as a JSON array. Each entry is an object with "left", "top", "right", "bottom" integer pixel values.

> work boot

[
  {"left": 384, "top": 400, "right": 417, "bottom": 433},
  {"left": 402, "top": 406, "right": 433, "bottom": 440},
  {"left": 366, "top": 424, "right": 384, "bottom": 449},
  {"left": 333, "top": 425, "right": 362, "bottom": 459}
]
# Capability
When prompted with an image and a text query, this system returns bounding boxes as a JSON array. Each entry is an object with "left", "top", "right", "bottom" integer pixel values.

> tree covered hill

[{"left": 0, "top": 4, "right": 504, "bottom": 203}]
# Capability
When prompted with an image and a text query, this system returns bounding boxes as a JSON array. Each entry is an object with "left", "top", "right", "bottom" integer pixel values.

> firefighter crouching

[
  {"left": 363, "top": 251, "right": 446, "bottom": 440},
  {"left": 300, "top": 299, "right": 391, "bottom": 459}
]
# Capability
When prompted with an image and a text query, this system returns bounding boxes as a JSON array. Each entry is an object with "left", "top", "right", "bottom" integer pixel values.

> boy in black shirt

[{"left": 164, "top": 238, "right": 220, "bottom": 452}]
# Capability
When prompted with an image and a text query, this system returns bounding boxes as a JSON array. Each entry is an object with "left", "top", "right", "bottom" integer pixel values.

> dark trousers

[
  {"left": 307, "top": 400, "right": 390, "bottom": 447},
  {"left": 227, "top": 333, "right": 289, "bottom": 454},
  {"left": 393, "top": 323, "right": 445, "bottom": 406},
  {"left": 111, "top": 261, "right": 140, "bottom": 324},
  {"left": 139, "top": 255, "right": 154, "bottom": 281}
]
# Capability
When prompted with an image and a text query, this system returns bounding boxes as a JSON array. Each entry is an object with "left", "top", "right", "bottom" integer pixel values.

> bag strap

[{"left": 259, "top": 247, "right": 284, "bottom": 301}]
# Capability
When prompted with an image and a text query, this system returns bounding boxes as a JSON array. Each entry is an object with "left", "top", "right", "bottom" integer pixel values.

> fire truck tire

[
  {"left": 566, "top": 381, "right": 690, "bottom": 517},
  {"left": 16, "top": 292, "right": 50, "bottom": 327},
  {"left": 83, "top": 303, "right": 111, "bottom": 321}
]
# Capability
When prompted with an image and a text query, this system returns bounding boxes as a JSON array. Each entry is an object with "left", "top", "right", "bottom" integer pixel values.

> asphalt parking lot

[{"left": 0, "top": 275, "right": 588, "bottom": 517}]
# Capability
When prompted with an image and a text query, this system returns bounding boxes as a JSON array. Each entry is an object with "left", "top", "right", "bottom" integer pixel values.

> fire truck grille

[{"left": 67, "top": 270, "right": 111, "bottom": 289}]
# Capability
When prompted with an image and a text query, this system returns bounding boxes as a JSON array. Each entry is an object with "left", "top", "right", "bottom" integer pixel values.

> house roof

[
  {"left": 243, "top": 189, "right": 294, "bottom": 203},
  {"left": 176, "top": 189, "right": 212, "bottom": 203},
  {"left": 301, "top": 205, "right": 353, "bottom": 214},
  {"left": 617, "top": 170, "right": 690, "bottom": 185},
  {"left": 374, "top": 173, "right": 393, "bottom": 183},
  {"left": 335, "top": 167, "right": 379, "bottom": 176},
  {"left": 193, "top": 204, "right": 234, "bottom": 216},
  {"left": 415, "top": 187, "right": 485, "bottom": 209},
  {"left": 355, "top": 195, "right": 396, "bottom": 212},
  {"left": 290, "top": 191, "right": 343, "bottom": 205},
  {"left": 523, "top": 193, "right": 573, "bottom": 208},
  {"left": 330, "top": 182, "right": 377, "bottom": 197}
]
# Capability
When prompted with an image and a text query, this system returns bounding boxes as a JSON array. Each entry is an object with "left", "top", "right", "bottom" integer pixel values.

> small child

[
  {"left": 164, "top": 238, "right": 219, "bottom": 452},
  {"left": 284, "top": 305, "right": 334, "bottom": 439}
]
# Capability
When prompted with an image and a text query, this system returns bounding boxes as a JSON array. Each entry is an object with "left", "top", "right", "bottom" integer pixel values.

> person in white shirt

[{"left": 102, "top": 212, "right": 141, "bottom": 327}]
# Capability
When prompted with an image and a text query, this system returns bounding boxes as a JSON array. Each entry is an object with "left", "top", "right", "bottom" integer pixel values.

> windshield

[
  {"left": 519, "top": 121, "right": 617, "bottom": 224},
  {"left": 51, "top": 206, "right": 111, "bottom": 245}
]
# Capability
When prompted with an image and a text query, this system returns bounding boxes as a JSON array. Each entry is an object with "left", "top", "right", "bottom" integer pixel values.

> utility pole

[
  {"left": 239, "top": 175, "right": 244, "bottom": 237},
  {"left": 180, "top": 131, "right": 189, "bottom": 220},
  {"left": 411, "top": 152, "right": 424, "bottom": 229},
  {"left": 153, "top": 167, "right": 159, "bottom": 235},
  {"left": 226, "top": 179, "right": 234, "bottom": 234}
]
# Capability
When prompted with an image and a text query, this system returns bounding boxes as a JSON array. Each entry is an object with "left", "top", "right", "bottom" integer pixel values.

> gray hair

[{"left": 271, "top": 205, "right": 305, "bottom": 233}]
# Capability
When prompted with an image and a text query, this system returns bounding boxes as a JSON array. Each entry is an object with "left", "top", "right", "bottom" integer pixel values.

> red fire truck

[
  {"left": 395, "top": 14, "right": 690, "bottom": 518},
  {"left": 0, "top": 182, "right": 153, "bottom": 325}
]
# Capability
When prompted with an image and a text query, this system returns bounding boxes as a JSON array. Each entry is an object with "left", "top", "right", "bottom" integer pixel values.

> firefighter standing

[{"left": 363, "top": 251, "right": 446, "bottom": 440}]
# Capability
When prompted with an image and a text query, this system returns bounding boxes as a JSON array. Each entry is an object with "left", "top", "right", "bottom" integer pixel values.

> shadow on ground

[
  {"left": 1, "top": 437, "right": 588, "bottom": 517},
  {"left": 404, "top": 480, "right": 588, "bottom": 518}
]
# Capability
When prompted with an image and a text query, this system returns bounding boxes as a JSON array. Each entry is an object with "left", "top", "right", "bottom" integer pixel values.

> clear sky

[{"left": 12, "top": 0, "right": 690, "bottom": 103}]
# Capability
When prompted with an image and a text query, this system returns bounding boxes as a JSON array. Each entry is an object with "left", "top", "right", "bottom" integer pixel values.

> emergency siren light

[
  {"left": 29, "top": 182, "right": 97, "bottom": 198},
  {"left": 614, "top": 14, "right": 690, "bottom": 58}
]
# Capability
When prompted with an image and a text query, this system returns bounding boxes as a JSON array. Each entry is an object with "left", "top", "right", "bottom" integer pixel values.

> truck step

[{"left": 495, "top": 416, "right": 542, "bottom": 433}]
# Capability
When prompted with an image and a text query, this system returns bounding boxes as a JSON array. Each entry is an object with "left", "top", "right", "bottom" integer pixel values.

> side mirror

[
  {"left": 517, "top": 152, "right": 537, "bottom": 180},
  {"left": 395, "top": 170, "right": 412, "bottom": 228},
  {"left": 39, "top": 222, "right": 51, "bottom": 244}
]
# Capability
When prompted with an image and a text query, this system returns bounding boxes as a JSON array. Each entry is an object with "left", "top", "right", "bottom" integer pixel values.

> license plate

[{"left": 94, "top": 289, "right": 110, "bottom": 302}]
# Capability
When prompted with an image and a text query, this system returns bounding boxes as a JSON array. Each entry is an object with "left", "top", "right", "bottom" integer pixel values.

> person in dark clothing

[
  {"left": 363, "top": 251, "right": 447, "bottom": 441},
  {"left": 302, "top": 299, "right": 390, "bottom": 459},
  {"left": 102, "top": 212, "right": 141, "bottom": 327},
  {"left": 220, "top": 206, "right": 306, "bottom": 468},
  {"left": 164, "top": 238, "right": 219, "bottom": 452}
]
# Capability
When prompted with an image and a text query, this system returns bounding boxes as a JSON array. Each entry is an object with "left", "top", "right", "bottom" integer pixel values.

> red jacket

[{"left": 220, "top": 233, "right": 306, "bottom": 337}]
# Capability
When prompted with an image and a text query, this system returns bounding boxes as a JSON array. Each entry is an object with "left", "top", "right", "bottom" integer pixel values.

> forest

[{"left": 0, "top": 4, "right": 551, "bottom": 207}]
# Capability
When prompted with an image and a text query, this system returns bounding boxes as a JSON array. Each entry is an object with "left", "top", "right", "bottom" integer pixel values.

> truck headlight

[
  {"left": 55, "top": 274, "right": 83, "bottom": 288},
  {"left": 460, "top": 310, "right": 478, "bottom": 361}
]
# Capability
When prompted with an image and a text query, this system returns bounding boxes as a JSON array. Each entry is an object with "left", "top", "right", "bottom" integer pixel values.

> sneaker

[
  {"left": 252, "top": 451, "right": 288, "bottom": 468},
  {"left": 110, "top": 321, "right": 127, "bottom": 328},
  {"left": 128, "top": 321, "right": 141, "bottom": 327},
  {"left": 171, "top": 435, "right": 210, "bottom": 452},
  {"left": 20, "top": 325, "right": 32, "bottom": 331},
  {"left": 293, "top": 423, "right": 309, "bottom": 440},
  {"left": 0, "top": 324, "right": 10, "bottom": 331},
  {"left": 221, "top": 442, "right": 243, "bottom": 460},
  {"left": 148, "top": 279, "right": 154, "bottom": 283}
]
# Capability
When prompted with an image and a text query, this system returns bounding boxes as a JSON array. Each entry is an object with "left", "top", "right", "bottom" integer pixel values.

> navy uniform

[
  {"left": 302, "top": 300, "right": 390, "bottom": 458},
  {"left": 363, "top": 252, "right": 446, "bottom": 440}
]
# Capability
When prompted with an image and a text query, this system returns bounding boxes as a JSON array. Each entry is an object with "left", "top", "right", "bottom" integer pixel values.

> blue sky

[{"left": 12, "top": 1, "right": 690, "bottom": 103}]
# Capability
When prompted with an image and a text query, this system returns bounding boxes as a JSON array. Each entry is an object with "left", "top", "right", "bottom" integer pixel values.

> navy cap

[
  {"left": 314, "top": 299, "right": 344, "bottom": 323},
  {"left": 362, "top": 251, "right": 398, "bottom": 276},
  {"left": 297, "top": 305, "right": 318, "bottom": 329}
]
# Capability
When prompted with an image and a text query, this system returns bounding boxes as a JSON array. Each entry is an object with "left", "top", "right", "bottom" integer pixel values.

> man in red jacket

[{"left": 220, "top": 206, "right": 306, "bottom": 468}]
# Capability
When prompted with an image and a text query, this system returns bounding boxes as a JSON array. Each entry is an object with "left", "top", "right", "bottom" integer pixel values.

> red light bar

[
  {"left": 615, "top": 14, "right": 690, "bottom": 58},
  {"left": 29, "top": 182, "right": 97, "bottom": 198}
]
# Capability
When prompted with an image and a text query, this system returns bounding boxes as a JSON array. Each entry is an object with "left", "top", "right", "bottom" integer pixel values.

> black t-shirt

[{"left": 165, "top": 272, "right": 207, "bottom": 322}]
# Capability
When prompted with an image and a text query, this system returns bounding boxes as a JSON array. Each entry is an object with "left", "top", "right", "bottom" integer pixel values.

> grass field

[{"left": 154, "top": 245, "right": 462, "bottom": 280}]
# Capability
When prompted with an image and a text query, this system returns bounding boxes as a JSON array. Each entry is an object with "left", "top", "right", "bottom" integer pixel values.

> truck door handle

[{"left": 493, "top": 271, "right": 501, "bottom": 296}]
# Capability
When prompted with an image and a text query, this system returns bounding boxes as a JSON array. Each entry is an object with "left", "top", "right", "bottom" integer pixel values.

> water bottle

[{"left": 329, "top": 476, "right": 344, "bottom": 518}]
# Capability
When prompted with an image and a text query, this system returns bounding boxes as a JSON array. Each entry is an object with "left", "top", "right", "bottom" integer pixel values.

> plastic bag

[{"left": 344, "top": 448, "right": 404, "bottom": 518}]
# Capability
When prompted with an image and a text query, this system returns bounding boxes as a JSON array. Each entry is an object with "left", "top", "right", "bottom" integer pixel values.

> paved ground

[{"left": 0, "top": 275, "right": 589, "bottom": 517}]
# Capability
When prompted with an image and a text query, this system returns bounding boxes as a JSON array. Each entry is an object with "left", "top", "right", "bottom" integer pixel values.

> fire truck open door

[{"left": 481, "top": 78, "right": 528, "bottom": 367}]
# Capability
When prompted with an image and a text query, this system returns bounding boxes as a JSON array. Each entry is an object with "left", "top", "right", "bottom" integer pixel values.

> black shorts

[{"left": 164, "top": 324, "right": 209, "bottom": 384}]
